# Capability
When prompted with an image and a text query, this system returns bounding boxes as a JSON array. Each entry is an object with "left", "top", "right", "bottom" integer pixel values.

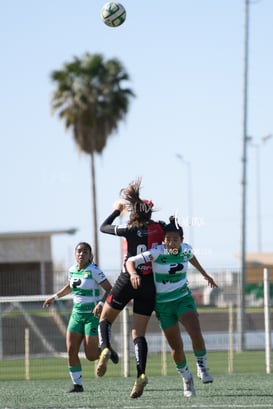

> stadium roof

[
  {"left": 0, "top": 228, "right": 77, "bottom": 239},
  {"left": 235, "top": 252, "right": 273, "bottom": 266}
]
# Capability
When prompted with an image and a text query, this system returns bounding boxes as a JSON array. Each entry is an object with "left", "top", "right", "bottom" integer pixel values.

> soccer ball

[{"left": 101, "top": 2, "right": 126, "bottom": 27}]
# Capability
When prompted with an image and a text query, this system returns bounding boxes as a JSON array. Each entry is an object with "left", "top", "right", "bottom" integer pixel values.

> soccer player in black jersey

[{"left": 96, "top": 178, "right": 165, "bottom": 398}]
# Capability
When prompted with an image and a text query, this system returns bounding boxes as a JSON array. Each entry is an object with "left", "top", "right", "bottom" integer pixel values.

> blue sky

[{"left": 1, "top": 0, "right": 272, "bottom": 272}]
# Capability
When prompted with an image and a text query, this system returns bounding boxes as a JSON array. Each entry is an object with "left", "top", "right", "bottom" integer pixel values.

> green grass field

[
  {"left": 1, "top": 374, "right": 273, "bottom": 409},
  {"left": 0, "top": 352, "right": 273, "bottom": 408},
  {"left": 0, "top": 351, "right": 270, "bottom": 380}
]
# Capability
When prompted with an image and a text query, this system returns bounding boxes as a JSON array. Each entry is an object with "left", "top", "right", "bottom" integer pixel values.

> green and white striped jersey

[
  {"left": 68, "top": 262, "right": 106, "bottom": 313},
  {"left": 130, "top": 243, "right": 193, "bottom": 304}
]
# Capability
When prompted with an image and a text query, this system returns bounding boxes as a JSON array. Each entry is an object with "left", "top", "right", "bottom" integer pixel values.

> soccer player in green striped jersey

[
  {"left": 126, "top": 217, "right": 218, "bottom": 398},
  {"left": 43, "top": 242, "right": 112, "bottom": 393}
]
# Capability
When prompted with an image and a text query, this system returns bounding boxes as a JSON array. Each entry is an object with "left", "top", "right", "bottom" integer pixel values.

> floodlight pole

[
  {"left": 176, "top": 154, "right": 193, "bottom": 246},
  {"left": 248, "top": 134, "right": 272, "bottom": 252},
  {"left": 238, "top": 0, "right": 250, "bottom": 352}
]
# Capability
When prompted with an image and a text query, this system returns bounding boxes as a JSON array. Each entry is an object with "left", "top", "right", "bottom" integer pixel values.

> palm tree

[{"left": 50, "top": 53, "right": 135, "bottom": 264}]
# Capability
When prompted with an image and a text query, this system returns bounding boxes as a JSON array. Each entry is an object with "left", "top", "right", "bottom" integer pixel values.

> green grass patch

[
  {"left": 0, "top": 373, "right": 273, "bottom": 409},
  {"left": 0, "top": 350, "right": 269, "bottom": 381}
]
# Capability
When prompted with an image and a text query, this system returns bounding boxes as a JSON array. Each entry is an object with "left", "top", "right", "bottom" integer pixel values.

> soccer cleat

[
  {"left": 96, "top": 347, "right": 110, "bottom": 377},
  {"left": 197, "top": 367, "right": 213, "bottom": 384},
  {"left": 110, "top": 347, "right": 119, "bottom": 364},
  {"left": 67, "top": 384, "right": 84, "bottom": 393},
  {"left": 183, "top": 376, "right": 196, "bottom": 398},
  {"left": 130, "top": 374, "right": 148, "bottom": 399}
]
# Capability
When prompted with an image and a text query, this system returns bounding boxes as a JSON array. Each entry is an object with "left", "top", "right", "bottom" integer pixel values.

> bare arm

[
  {"left": 126, "top": 258, "right": 142, "bottom": 290},
  {"left": 100, "top": 201, "right": 127, "bottom": 234},
  {"left": 99, "top": 279, "right": 112, "bottom": 302},
  {"left": 189, "top": 256, "right": 218, "bottom": 288},
  {"left": 93, "top": 278, "right": 112, "bottom": 317},
  {"left": 43, "top": 282, "right": 71, "bottom": 308}
]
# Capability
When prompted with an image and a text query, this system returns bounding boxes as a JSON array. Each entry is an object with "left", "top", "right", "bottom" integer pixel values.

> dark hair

[
  {"left": 75, "top": 242, "right": 92, "bottom": 252},
  {"left": 75, "top": 242, "right": 93, "bottom": 262},
  {"left": 120, "top": 177, "right": 154, "bottom": 228},
  {"left": 164, "top": 216, "right": 184, "bottom": 239}
]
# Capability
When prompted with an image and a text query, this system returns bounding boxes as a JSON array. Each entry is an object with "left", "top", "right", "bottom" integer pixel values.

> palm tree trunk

[{"left": 90, "top": 152, "right": 99, "bottom": 264}]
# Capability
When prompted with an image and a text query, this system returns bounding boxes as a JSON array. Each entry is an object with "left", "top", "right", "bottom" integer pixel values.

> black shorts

[{"left": 106, "top": 272, "right": 155, "bottom": 316}]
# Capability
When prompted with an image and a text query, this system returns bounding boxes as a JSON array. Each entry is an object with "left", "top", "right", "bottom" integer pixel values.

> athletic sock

[
  {"left": 133, "top": 336, "right": 148, "bottom": 378},
  {"left": 98, "top": 319, "right": 112, "bottom": 350},
  {"left": 194, "top": 350, "right": 207, "bottom": 371},
  {"left": 69, "top": 365, "right": 82, "bottom": 385},
  {"left": 176, "top": 360, "right": 192, "bottom": 380}
]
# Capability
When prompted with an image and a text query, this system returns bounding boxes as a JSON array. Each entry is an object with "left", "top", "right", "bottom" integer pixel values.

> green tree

[{"left": 50, "top": 53, "right": 135, "bottom": 264}]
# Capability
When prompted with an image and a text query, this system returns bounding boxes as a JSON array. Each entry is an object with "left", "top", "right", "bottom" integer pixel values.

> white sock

[
  {"left": 69, "top": 367, "right": 82, "bottom": 385},
  {"left": 196, "top": 355, "right": 207, "bottom": 372},
  {"left": 176, "top": 364, "right": 192, "bottom": 380}
]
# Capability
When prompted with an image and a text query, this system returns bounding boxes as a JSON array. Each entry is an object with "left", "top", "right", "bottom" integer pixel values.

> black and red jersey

[{"left": 100, "top": 209, "right": 165, "bottom": 275}]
